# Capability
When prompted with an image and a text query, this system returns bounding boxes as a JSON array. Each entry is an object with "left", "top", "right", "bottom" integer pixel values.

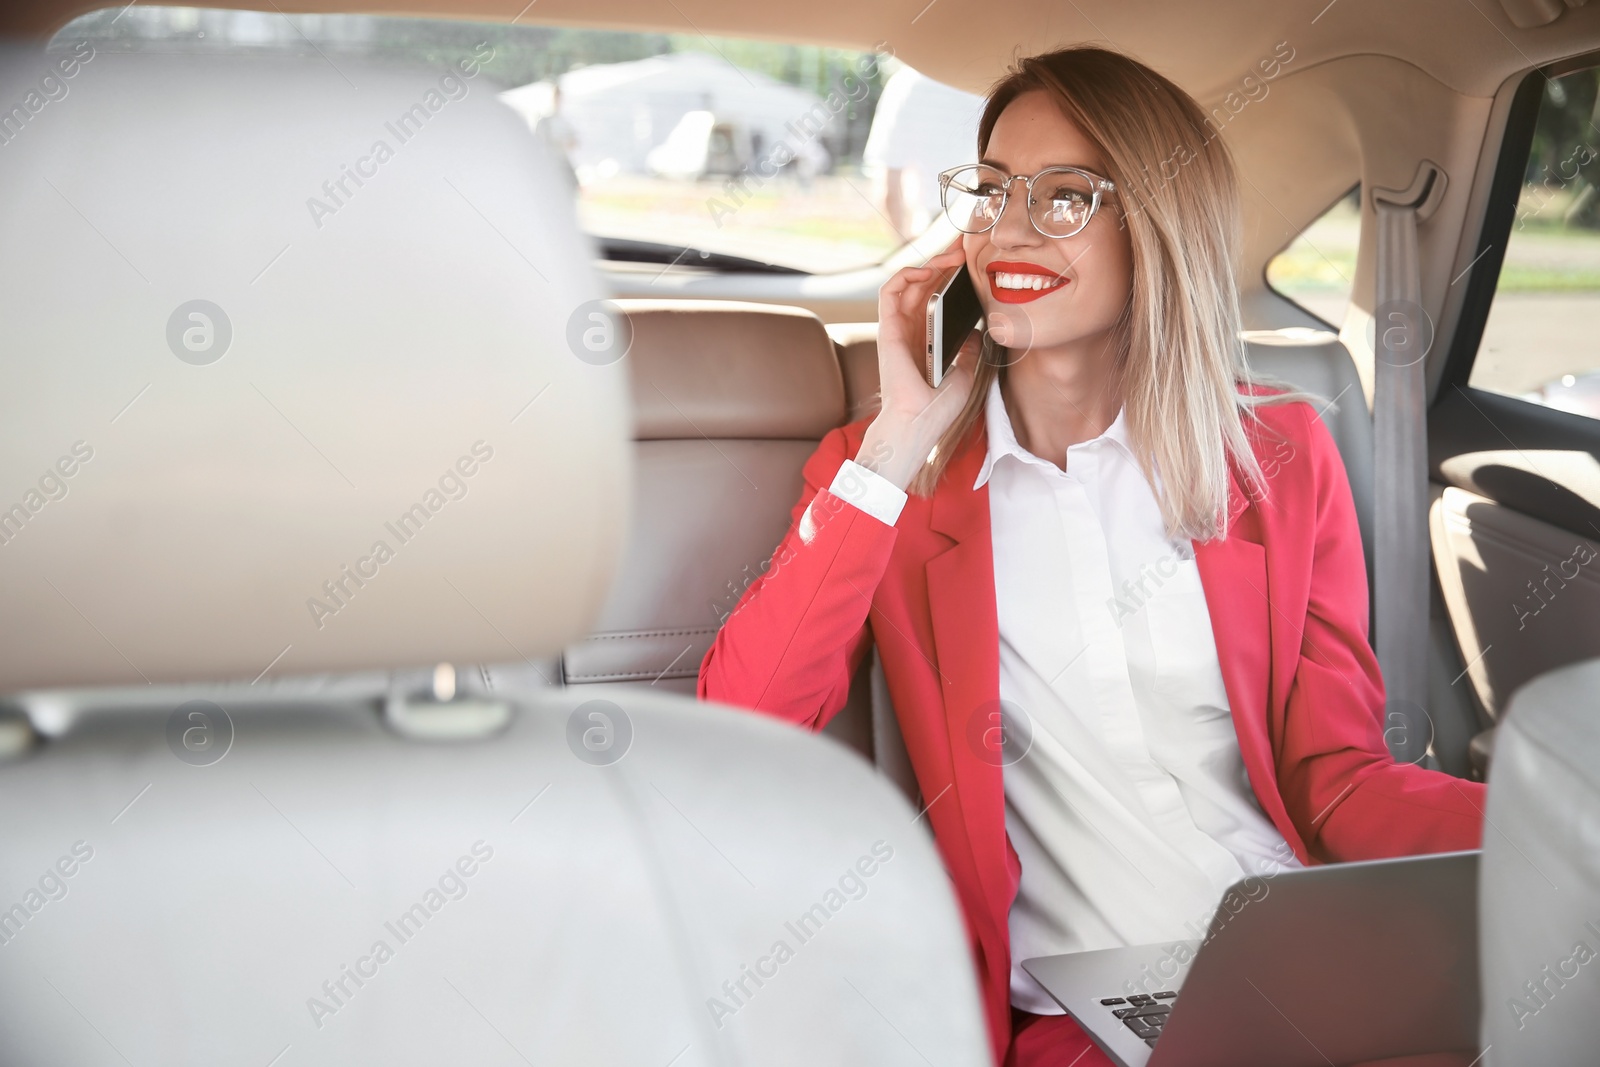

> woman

[{"left": 699, "top": 46, "right": 1484, "bottom": 1067}]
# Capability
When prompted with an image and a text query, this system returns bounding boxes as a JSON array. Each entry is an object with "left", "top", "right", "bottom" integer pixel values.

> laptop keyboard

[{"left": 1098, "top": 990, "right": 1179, "bottom": 1048}]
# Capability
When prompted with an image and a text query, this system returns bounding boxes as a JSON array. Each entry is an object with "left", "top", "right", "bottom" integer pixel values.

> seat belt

[{"left": 1371, "top": 162, "right": 1445, "bottom": 765}]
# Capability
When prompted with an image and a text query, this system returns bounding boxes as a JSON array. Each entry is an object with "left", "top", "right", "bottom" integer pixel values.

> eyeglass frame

[{"left": 937, "top": 163, "right": 1117, "bottom": 240}]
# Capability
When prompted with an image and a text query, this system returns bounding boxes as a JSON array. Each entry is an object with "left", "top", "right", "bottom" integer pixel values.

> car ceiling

[{"left": 5, "top": 0, "right": 1598, "bottom": 99}]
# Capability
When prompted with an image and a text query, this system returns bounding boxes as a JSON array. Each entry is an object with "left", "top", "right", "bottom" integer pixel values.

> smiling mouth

[{"left": 986, "top": 263, "right": 1069, "bottom": 304}]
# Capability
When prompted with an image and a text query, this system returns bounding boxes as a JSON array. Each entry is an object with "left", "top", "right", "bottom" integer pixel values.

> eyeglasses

[{"left": 938, "top": 164, "right": 1115, "bottom": 239}]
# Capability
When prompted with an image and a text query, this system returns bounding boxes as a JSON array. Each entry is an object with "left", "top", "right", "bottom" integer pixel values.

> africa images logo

[
  {"left": 304, "top": 44, "right": 496, "bottom": 230},
  {"left": 305, "top": 841, "right": 494, "bottom": 1030},
  {"left": 306, "top": 441, "right": 494, "bottom": 630}
]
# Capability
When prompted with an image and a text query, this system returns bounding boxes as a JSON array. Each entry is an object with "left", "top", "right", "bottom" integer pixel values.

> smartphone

[{"left": 925, "top": 264, "right": 982, "bottom": 388}]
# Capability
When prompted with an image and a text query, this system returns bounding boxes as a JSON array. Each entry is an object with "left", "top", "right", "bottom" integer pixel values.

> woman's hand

[{"left": 857, "top": 240, "right": 981, "bottom": 490}]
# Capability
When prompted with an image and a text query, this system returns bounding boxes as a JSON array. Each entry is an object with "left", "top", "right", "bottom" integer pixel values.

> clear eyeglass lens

[
  {"left": 1030, "top": 169, "right": 1097, "bottom": 237},
  {"left": 942, "top": 165, "right": 1008, "bottom": 233}
]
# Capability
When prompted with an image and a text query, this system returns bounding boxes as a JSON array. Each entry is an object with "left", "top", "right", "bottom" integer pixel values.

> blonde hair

[{"left": 909, "top": 46, "right": 1313, "bottom": 542}]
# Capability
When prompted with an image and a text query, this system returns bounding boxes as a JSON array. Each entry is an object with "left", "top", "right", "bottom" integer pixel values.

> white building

[{"left": 501, "top": 51, "right": 834, "bottom": 178}]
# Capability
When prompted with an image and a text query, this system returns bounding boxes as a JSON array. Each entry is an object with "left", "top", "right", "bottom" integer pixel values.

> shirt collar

[{"left": 973, "top": 375, "right": 1132, "bottom": 489}]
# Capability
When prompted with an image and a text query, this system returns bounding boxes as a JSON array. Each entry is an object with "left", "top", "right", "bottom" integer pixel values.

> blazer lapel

[
  {"left": 923, "top": 425, "right": 1015, "bottom": 922},
  {"left": 1192, "top": 463, "right": 1302, "bottom": 856}
]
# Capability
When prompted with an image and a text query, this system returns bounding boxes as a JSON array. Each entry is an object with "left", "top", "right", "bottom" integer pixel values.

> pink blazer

[{"left": 699, "top": 392, "right": 1486, "bottom": 1065}]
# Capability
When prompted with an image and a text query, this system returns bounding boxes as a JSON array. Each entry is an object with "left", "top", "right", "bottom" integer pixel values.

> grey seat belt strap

[{"left": 1372, "top": 163, "right": 1445, "bottom": 764}]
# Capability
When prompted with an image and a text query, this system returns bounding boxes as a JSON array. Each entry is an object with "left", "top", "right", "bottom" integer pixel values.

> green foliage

[{"left": 1526, "top": 68, "right": 1600, "bottom": 231}]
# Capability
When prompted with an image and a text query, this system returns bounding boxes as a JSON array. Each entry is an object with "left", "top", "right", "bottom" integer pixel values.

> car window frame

[
  {"left": 1436, "top": 51, "right": 1600, "bottom": 399},
  {"left": 1262, "top": 180, "right": 1361, "bottom": 331}
]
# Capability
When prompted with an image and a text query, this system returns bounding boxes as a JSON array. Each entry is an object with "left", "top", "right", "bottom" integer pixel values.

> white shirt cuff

[{"left": 828, "top": 459, "right": 907, "bottom": 527}]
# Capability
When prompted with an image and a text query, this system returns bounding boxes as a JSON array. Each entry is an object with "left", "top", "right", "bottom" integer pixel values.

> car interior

[{"left": 0, "top": 0, "right": 1596, "bottom": 1064}]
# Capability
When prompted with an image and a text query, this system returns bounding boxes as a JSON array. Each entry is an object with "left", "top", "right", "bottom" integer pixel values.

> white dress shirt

[{"left": 827, "top": 378, "right": 1298, "bottom": 1015}]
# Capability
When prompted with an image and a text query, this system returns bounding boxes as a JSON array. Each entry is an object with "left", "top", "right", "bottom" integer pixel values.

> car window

[
  {"left": 1467, "top": 66, "right": 1600, "bottom": 419},
  {"left": 53, "top": 7, "right": 984, "bottom": 274},
  {"left": 1265, "top": 185, "right": 1360, "bottom": 327}
]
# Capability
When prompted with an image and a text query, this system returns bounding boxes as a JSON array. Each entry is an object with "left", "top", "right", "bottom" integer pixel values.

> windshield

[{"left": 53, "top": 8, "right": 984, "bottom": 273}]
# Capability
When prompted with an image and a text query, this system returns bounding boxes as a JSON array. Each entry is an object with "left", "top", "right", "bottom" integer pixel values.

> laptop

[{"left": 1020, "top": 850, "right": 1480, "bottom": 1067}]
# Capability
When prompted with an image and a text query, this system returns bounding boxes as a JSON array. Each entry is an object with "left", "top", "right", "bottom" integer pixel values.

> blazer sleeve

[
  {"left": 1275, "top": 406, "right": 1487, "bottom": 861},
  {"left": 697, "top": 425, "right": 901, "bottom": 732}
]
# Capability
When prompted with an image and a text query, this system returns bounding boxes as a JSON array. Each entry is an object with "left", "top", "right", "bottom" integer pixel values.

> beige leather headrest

[
  {"left": 620, "top": 300, "right": 846, "bottom": 440},
  {"left": 0, "top": 46, "right": 631, "bottom": 690}
]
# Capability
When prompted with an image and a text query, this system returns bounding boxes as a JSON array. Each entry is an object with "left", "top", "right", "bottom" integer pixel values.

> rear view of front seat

[
  {"left": 1479, "top": 657, "right": 1600, "bottom": 1066},
  {"left": 0, "top": 42, "right": 987, "bottom": 1067}
]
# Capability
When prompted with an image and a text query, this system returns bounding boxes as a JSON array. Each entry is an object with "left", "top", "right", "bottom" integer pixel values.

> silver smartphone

[{"left": 925, "top": 264, "right": 983, "bottom": 387}]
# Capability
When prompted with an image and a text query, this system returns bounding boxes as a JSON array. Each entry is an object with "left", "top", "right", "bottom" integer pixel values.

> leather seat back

[
  {"left": 562, "top": 300, "right": 846, "bottom": 695},
  {"left": 1479, "top": 656, "right": 1600, "bottom": 1064},
  {"left": 562, "top": 301, "right": 877, "bottom": 756},
  {"left": 1241, "top": 329, "right": 1375, "bottom": 585}
]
